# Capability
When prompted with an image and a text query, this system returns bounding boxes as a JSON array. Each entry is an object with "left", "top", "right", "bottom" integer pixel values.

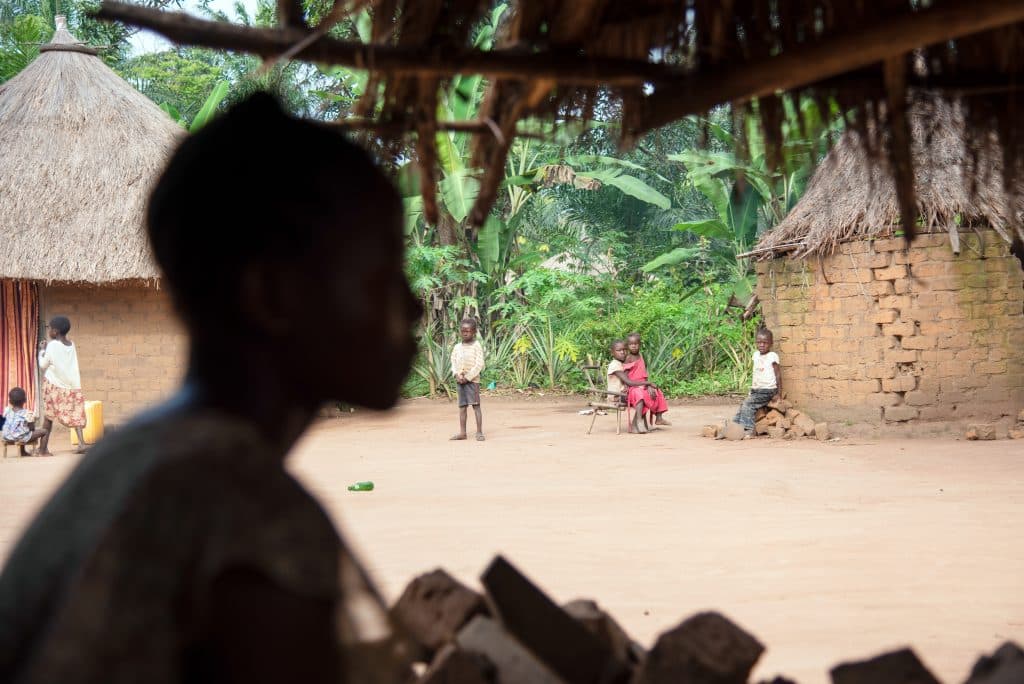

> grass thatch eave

[{"left": 755, "top": 96, "right": 1024, "bottom": 258}]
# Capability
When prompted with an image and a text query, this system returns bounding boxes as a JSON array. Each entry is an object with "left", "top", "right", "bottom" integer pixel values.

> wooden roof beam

[
  {"left": 634, "top": 0, "right": 1024, "bottom": 137},
  {"left": 95, "top": 1, "right": 670, "bottom": 86}
]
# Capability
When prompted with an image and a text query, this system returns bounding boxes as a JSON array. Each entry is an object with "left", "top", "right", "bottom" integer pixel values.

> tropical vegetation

[{"left": 0, "top": 1, "right": 843, "bottom": 397}]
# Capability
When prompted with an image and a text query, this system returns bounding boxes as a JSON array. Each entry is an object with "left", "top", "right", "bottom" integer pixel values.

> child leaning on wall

[{"left": 732, "top": 327, "right": 782, "bottom": 437}]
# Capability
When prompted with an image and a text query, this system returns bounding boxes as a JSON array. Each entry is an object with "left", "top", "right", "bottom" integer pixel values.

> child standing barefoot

[
  {"left": 450, "top": 318, "right": 485, "bottom": 441},
  {"left": 733, "top": 328, "right": 782, "bottom": 436},
  {"left": 36, "top": 316, "right": 87, "bottom": 455}
]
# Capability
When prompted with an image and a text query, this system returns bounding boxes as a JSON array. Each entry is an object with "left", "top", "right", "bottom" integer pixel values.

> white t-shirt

[
  {"left": 751, "top": 351, "right": 779, "bottom": 390},
  {"left": 607, "top": 359, "right": 625, "bottom": 395},
  {"left": 40, "top": 340, "right": 82, "bottom": 390}
]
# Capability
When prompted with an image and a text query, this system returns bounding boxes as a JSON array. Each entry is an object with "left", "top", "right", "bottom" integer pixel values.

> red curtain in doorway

[{"left": 1, "top": 280, "right": 40, "bottom": 413}]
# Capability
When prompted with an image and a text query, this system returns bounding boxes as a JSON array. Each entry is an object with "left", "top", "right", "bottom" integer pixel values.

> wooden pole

[{"left": 634, "top": 0, "right": 1024, "bottom": 135}]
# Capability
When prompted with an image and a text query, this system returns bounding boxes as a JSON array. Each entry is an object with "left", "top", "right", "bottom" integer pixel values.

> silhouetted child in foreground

[
  {"left": 624, "top": 332, "right": 670, "bottom": 427},
  {"left": 733, "top": 328, "right": 782, "bottom": 436},
  {"left": 2, "top": 388, "right": 47, "bottom": 455},
  {"left": 607, "top": 339, "right": 654, "bottom": 434},
  {"left": 450, "top": 318, "right": 485, "bottom": 441},
  {"left": 0, "top": 93, "right": 421, "bottom": 684}
]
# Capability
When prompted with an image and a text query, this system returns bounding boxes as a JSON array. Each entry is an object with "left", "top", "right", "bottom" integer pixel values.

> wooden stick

[
  {"left": 95, "top": 1, "right": 672, "bottom": 86},
  {"left": 328, "top": 117, "right": 545, "bottom": 139},
  {"left": 634, "top": 0, "right": 1024, "bottom": 135}
]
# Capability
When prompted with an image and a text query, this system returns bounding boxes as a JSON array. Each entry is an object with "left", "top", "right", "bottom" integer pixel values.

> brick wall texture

[
  {"left": 756, "top": 230, "right": 1024, "bottom": 426},
  {"left": 42, "top": 283, "right": 187, "bottom": 426}
]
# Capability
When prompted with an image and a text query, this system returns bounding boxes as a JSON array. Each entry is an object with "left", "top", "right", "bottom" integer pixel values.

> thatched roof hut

[
  {"left": 0, "top": 16, "right": 183, "bottom": 283},
  {"left": 0, "top": 17, "right": 187, "bottom": 428},
  {"left": 755, "top": 97, "right": 1024, "bottom": 257}
]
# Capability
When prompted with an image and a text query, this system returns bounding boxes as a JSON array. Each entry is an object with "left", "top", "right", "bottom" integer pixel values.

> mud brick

[
  {"left": 966, "top": 641, "right": 1024, "bottom": 684},
  {"left": 832, "top": 648, "right": 940, "bottom": 684},
  {"left": 792, "top": 412, "right": 817, "bottom": 434},
  {"left": 754, "top": 419, "right": 771, "bottom": 436},
  {"left": 391, "top": 569, "right": 490, "bottom": 659},
  {"left": 634, "top": 612, "right": 764, "bottom": 684},
  {"left": 884, "top": 405, "right": 919, "bottom": 422},
  {"left": 724, "top": 421, "right": 747, "bottom": 441},
  {"left": 966, "top": 424, "right": 997, "bottom": 441},
  {"left": 767, "top": 397, "right": 792, "bottom": 413},
  {"left": 420, "top": 644, "right": 496, "bottom": 684},
  {"left": 882, "top": 376, "right": 917, "bottom": 393},
  {"left": 563, "top": 599, "right": 641, "bottom": 670},
  {"left": 481, "top": 556, "right": 626, "bottom": 684},
  {"left": 763, "top": 409, "right": 786, "bottom": 426},
  {"left": 702, "top": 425, "right": 719, "bottom": 438},
  {"left": 1008, "top": 429, "right": 1024, "bottom": 440},
  {"left": 456, "top": 616, "right": 561, "bottom": 684},
  {"left": 1019, "top": 409, "right": 1024, "bottom": 423},
  {"left": 766, "top": 426, "right": 786, "bottom": 439},
  {"left": 870, "top": 309, "right": 898, "bottom": 324},
  {"left": 814, "top": 423, "right": 830, "bottom": 440},
  {"left": 754, "top": 407, "right": 770, "bottom": 421},
  {"left": 789, "top": 425, "right": 806, "bottom": 438},
  {"left": 874, "top": 264, "right": 907, "bottom": 280},
  {"left": 871, "top": 238, "right": 907, "bottom": 252},
  {"left": 885, "top": 349, "right": 918, "bottom": 364}
]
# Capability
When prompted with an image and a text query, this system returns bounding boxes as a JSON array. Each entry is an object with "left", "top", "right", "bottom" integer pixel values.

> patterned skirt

[{"left": 43, "top": 381, "right": 87, "bottom": 428}]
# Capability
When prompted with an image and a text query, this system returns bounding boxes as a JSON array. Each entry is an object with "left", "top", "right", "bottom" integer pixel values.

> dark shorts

[{"left": 457, "top": 381, "right": 481, "bottom": 407}]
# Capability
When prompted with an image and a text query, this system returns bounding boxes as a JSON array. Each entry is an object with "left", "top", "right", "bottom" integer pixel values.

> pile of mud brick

[
  {"left": 966, "top": 409, "right": 1024, "bottom": 440},
  {"left": 701, "top": 396, "right": 831, "bottom": 441},
  {"left": 391, "top": 555, "right": 1022, "bottom": 683}
]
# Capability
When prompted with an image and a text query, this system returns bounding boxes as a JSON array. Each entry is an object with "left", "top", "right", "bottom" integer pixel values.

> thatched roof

[
  {"left": 97, "top": 0, "right": 1024, "bottom": 237},
  {"left": 755, "top": 97, "right": 1024, "bottom": 257},
  {"left": 0, "top": 16, "right": 183, "bottom": 283}
]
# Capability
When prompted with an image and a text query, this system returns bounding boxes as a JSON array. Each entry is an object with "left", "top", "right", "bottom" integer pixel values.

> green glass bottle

[{"left": 347, "top": 481, "right": 374, "bottom": 492}]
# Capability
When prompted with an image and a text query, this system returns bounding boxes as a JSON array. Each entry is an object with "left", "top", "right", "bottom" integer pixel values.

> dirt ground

[{"left": 2, "top": 396, "right": 1022, "bottom": 683}]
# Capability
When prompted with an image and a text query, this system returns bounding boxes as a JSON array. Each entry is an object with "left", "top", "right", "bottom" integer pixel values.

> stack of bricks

[
  {"left": 43, "top": 283, "right": 187, "bottom": 426},
  {"left": 755, "top": 229, "right": 1024, "bottom": 428}
]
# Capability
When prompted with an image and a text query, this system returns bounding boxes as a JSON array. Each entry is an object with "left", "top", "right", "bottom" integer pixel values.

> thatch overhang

[
  {"left": 754, "top": 96, "right": 1024, "bottom": 258},
  {"left": 96, "top": 0, "right": 1024, "bottom": 242},
  {"left": 0, "top": 16, "right": 183, "bottom": 284}
]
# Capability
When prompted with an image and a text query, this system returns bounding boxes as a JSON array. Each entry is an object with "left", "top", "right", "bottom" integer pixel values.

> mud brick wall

[
  {"left": 755, "top": 230, "right": 1024, "bottom": 427},
  {"left": 42, "top": 284, "right": 187, "bottom": 426}
]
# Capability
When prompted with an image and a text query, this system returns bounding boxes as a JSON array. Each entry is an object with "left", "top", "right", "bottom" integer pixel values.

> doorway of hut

[{"left": 1, "top": 280, "right": 41, "bottom": 421}]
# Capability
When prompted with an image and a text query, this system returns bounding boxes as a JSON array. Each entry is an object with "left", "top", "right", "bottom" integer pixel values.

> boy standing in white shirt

[
  {"left": 733, "top": 328, "right": 782, "bottom": 436},
  {"left": 450, "top": 318, "right": 485, "bottom": 441}
]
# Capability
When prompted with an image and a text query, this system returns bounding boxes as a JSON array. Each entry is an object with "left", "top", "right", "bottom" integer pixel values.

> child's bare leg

[
  {"left": 632, "top": 400, "right": 648, "bottom": 433},
  {"left": 73, "top": 427, "right": 87, "bottom": 453},
  {"left": 450, "top": 406, "right": 468, "bottom": 440},
  {"left": 473, "top": 405, "right": 484, "bottom": 440},
  {"left": 36, "top": 418, "right": 54, "bottom": 455}
]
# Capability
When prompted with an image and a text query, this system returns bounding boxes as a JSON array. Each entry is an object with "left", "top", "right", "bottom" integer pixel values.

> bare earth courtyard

[{"left": 1, "top": 397, "right": 1021, "bottom": 683}]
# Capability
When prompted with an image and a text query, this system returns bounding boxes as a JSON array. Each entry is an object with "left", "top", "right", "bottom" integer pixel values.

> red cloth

[
  {"left": 1, "top": 280, "right": 40, "bottom": 410},
  {"left": 624, "top": 356, "right": 668, "bottom": 415}
]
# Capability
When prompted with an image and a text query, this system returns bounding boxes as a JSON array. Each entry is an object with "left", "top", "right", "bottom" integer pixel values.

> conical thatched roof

[
  {"left": 756, "top": 97, "right": 1024, "bottom": 257},
  {"left": 0, "top": 16, "right": 183, "bottom": 283}
]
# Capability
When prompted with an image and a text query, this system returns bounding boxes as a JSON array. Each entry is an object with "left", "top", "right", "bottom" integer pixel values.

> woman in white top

[{"left": 37, "top": 316, "right": 87, "bottom": 455}]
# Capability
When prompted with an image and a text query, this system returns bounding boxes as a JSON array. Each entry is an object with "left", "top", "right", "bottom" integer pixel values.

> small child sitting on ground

[
  {"left": 607, "top": 339, "right": 654, "bottom": 434},
  {"left": 2, "top": 388, "right": 48, "bottom": 456},
  {"left": 733, "top": 327, "right": 782, "bottom": 436},
  {"left": 450, "top": 318, "right": 485, "bottom": 441}
]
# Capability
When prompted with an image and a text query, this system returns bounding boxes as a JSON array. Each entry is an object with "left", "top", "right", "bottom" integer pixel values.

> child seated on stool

[
  {"left": 733, "top": 328, "right": 782, "bottom": 436},
  {"left": 607, "top": 339, "right": 653, "bottom": 434},
  {"left": 3, "top": 388, "right": 48, "bottom": 456}
]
